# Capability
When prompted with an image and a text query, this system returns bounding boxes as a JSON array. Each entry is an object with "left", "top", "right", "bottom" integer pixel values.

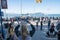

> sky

[{"left": 1, "top": 0, "right": 60, "bottom": 14}]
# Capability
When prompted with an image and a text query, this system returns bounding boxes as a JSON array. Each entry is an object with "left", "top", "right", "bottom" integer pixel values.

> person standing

[
  {"left": 36, "top": 21, "right": 38, "bottom": 30},
  {"left": 56, "top": 19, "right": 60, "bottom": 40},
  {"left": 48, "top": 19, "right": 51, "bottom": 30},
  {"left": 40, "top": 20, "right": 43, "bottom": 30},
  {"left": 7, "top": 25, "right": 18, "bottom": 40},
  {"left": 46, "top": 23, "right": 57, "bottom": 37}
]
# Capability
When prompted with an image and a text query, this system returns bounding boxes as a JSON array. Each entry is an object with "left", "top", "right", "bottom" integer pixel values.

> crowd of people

[
  {"left": 0, "top": 20, "right": 35, "bottom": 40},
  {"left": 36, "top": 18, "right": 60, "bottom": 40},
  {"left": 0, "top": 17, "right": 60, "bottom": 40}
]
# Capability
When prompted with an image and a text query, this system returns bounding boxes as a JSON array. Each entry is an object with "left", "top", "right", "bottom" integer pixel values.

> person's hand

[{"left": 26, "top": 20, "right": 30, "bottom": 23}]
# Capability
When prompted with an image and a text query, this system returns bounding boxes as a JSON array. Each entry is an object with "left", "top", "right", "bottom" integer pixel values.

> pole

[
  {"left": 0, "top": 9, "right": 2, "bottom": 32},
  {"left": 0, "top": 5, "right": 2, "bottom": 32},
  {"left": 0, "top": 0, "right": 4, "bottom": 38},
  {"left": 21, "top": 0, "right": 22, "bottom": 17},
  {"left": 20, "top": 0, "right": 24, "bottom": 39},
  {"left": 0, "top": 6, "right": 4, "bottom": 39}
]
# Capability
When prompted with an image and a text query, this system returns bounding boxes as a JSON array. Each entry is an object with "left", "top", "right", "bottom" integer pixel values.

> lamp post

[
  {"left": 21, "top": 0, "right": 22, "bottom": 17},
  {"left": 0, "top": 1, "right": 4, "bottom": 39},
  {"left": 0, "top": 9, "right": 2, "bottom": 32},
  {"left": 0, "top": 0, "right": 2, "bottom": 32}
]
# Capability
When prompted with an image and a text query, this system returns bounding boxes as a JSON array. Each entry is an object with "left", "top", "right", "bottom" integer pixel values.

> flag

[
  {"left": 36, "top": 0, "right": 42, "bottom": 3},
  {"left": 1, "top": 0, "right": 8, "bottom": 9}
]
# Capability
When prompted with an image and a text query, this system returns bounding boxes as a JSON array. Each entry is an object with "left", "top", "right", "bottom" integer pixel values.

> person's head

[
  {"left": 4, "top": 23, "right": 9, "bottom": 29},
  {"left": 51, "top": 23, "right": 55, "bottom": 28},
  {"left": 51, "top": 23, "right": 54, "bottom": 26},
  {"left": 20, "top": 24, "right": 29, "bottom": 37}
]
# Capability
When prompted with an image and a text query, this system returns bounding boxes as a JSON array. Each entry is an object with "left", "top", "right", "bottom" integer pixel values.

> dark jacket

[
  {"left": 57, "top": 31, "right": 60, "bottom": 40},
  {"left": 56, "top": 22, "right": 60, "bottom": 30},
  {"left": 15, "top": 21, "right": 35, "bottom": 37},
  {"left": 15, "top": 25, "right": 20, "bottom": 37}
]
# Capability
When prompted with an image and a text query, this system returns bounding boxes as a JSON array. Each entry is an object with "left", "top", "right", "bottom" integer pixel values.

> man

[
  {"left": 40, "top": 20, "right": 43, "bottom": 30},
  {"left": 48, "top": 19, "right": 51, "bottom": 30},
  {"left": 56, "top": 19, "right": 60, "bottom": 40}
]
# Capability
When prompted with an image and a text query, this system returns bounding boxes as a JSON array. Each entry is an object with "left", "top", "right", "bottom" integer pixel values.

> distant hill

[
  {"left": 28, "top": 12, "right": 45, "bottom": 17},
  {"left": 3, "top": 13, "right": 60, "bottom": 18},
  {"left": 3, "top": 13, "right": 21, "bottom": 18},
  {"left": 3, "top": 12, "right": 45, "bottom": 18}
]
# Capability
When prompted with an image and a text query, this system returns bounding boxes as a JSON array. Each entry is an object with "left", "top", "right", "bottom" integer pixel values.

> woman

[
  {"left": 15, "top": 20, "right": 35, "bottom": 40},
  {"left": 47, "top": 23, "right": 57, "bottom": 37},
  {"left": 3, "top": 23, "right": 10, "bottom": 39},
  {"left": 50, "top": 23, "right": 55, "bottom": 33},
  {"left": 7, "top": 24, "right": 18, "bottom": 40},
  {"left": 56, "top": 20, "right": 60, "bottom": 40}
]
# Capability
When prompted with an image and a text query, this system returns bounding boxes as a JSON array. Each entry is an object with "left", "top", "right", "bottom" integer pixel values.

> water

[{"left": 2, "top": 13, "right": 60, "bottom": 18}]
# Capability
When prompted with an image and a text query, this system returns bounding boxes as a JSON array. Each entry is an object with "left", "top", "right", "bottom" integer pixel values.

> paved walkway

[{"left": 31, "top": 26, "right": 57, "bottom": 40}]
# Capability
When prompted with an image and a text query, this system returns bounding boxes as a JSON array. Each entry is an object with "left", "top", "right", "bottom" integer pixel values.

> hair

[
  {"left": 20, "top": 23, "right": 29, "bottom": 40},
  {"left": 51, "top": 23, "right": 54, "bottom": 25},
  {"left": 20, "top": 24, "right": 29, "bottom": 35}
]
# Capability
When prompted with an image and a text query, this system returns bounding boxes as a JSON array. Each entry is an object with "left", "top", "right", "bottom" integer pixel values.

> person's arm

[
  {"left": 56, "top": 23, "right": 60, "bottom": 30},
  {"left": 30, "top": 23, "right": 35, "bottom": 37},
  {"left": 14, "top": 25, "right": 20, "bottom": 37},
  {"left": 26, "top": 20, "right": 35, "bottom": 37}
]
